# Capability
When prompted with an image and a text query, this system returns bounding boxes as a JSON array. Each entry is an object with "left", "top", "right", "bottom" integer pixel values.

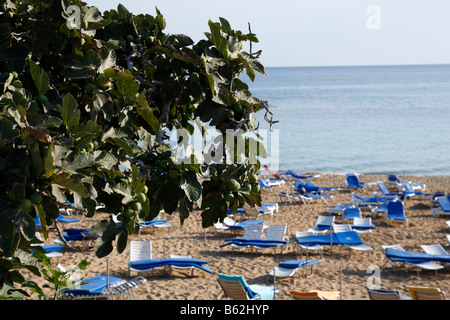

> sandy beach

[{"left": 25, "top": 174, "right": 450, "bottom": 301}]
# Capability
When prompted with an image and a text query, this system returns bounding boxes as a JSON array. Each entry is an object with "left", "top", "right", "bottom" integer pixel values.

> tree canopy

[{"left": 0, "top": 0, "right": 272, "bottom": 298}]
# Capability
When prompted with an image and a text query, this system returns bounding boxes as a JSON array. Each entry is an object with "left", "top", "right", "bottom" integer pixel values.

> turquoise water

[{"left": 251, "top": 64, "right": 450, "bottom": 176}]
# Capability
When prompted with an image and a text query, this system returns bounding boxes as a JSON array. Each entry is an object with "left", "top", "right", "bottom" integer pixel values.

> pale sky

[{"left": 86, "top": 0, "right": 450, "bottom": 67}]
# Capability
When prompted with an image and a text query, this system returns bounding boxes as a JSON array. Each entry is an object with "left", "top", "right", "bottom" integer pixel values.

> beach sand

[{"left": 25, "top": 174, "right": 450, "bottom": 300}]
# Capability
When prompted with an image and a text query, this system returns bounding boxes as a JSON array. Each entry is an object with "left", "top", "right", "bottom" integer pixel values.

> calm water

[{"left": 251, "top": 64, "right": 450, "bottom": 176}]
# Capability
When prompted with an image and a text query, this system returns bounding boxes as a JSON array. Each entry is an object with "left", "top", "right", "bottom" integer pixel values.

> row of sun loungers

[{"left": 37, "top": 170, "right": 449, "bottom": 300}]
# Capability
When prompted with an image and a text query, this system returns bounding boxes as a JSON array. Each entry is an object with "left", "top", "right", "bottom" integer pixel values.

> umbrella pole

[{"left": 305, "top": 245, "right": 309, "bottom": 278}]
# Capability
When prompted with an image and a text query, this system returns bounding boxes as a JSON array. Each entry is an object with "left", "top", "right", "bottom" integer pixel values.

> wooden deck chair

[
  {"left": 367, "top": 289, "right": 401, "bottom": 300},
  {"left": 289, "top": 290, "right": 340, "bottom": 300},
  {"left": 408, "top": 287, "right": 443, "bottom": 300},
  {"left": 216, "top": 274, "right": 276, "bottom": 300},
  {"left": 413, "top": 289, "right": 446, "bottom": 300},
  {"left": 217, "top": 277, "right": 256, "bottom": 300}
]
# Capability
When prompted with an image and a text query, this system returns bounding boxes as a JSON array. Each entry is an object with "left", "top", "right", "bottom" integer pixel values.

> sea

[{"left": 250, "top": 64, "right": 450, "bottom": 177}]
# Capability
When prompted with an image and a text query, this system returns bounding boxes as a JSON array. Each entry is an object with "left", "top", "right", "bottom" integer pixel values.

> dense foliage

[{"left": 0, "top": 0, "right": 271, "bottom": 298}]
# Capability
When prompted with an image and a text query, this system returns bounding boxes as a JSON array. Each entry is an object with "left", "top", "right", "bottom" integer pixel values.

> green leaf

[
  {"left": 219, "top": 17, "right": 231, "bottom": 34},
  {"left": 95, "top": 220, "right": 119, "bottom": 258},
  {"left": 52, "top": 173, "right": 89, "bottom": 198},
  {"left": 43, "top": 144, "right": 54, "bottom": 178},
  {"left": 115, "top": 229, "right": 128, "bottom": 254},
  {"left": 207, "top": 20, "right": 228, "bottom": 58},
  {"left": 0, "top": 117, "right": 19, "bottom": 144},
  {"left": 29, "top": 59, "right": 49, "bottom": 95},
  {"left": 180, "top": 170, "right": 201, "bottom": 202},
  {"left": 117, "top": 70, "right": 139, "bottom": 99},
  {"left": 107, "top": 137, "right": 134, "bottom": 157},
  {"left": 58, "top": 93, "right": 80, "bottom": 131},
  {"left": 200, "top": 191, "right": 227, "bottom": 228}
]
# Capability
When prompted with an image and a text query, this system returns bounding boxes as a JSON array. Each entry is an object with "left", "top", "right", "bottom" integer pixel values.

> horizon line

[{"left": 263, "top": 62, "right": 450, "bottom": 69}]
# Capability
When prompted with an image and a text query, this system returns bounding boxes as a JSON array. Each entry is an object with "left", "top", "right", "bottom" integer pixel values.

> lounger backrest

[
  {"left": 437, "top": 196, "right": 450, "bottom": 211},
  {"left": 332, "top": 223, "right": 353, "bottom": 233},
  {"left": 316, "top": 215, "right": 335, "bottom": 226},
  {"left": 242, "top": 223, "right": 264, "bottom": 240},
  {"left": 217, "top": 274, "right": 256, "bottom": 300},
  {"left": 414, "top": 289, "right": 446, "bottom": 300},
  {"left": 382, "top": 244, "right": 404, "bottom": 252},
  {"left": 377, "top": 182, "right": 390, "bottom": 194},
  {"left": 387, "top": 201, "right": 404, "bottom": 216},
  {"left": 295, "top": 231, "right": 314, "bottom": 237},
  {"left": 353, "top": 217, "right": 372, "bottom": 227},
  {"left": 408, "top": 287, "right": 443, "bottom": 300},
  {"left": 404, "top": 183, "right": 415, "bottom": 193},
  {"left": 388, "top": 175, "right": 400, "bottom": 183},
  {"left": 304, "top": 181, "right": 319, "bottom": 192},
  {"left": 129, "top": 240, "right": 152, "bottom": 262},
  {"left": 343, "top": 207, "right": 361, "bottom": 220},
  {"left": 265, "top": 224, "right": 287, "bottom": 241},
  {"left": 420, "top": 244, "right": 447, "bottom": 256},
  {"left": 347, "top": 174, "right": 362, "bottom": 188},
  {"left": 367, "top": 289, "right": 400, "bottom": 300},
  {"left": 217, "top": 278, "right": 250, "bottom": 300},
  {"left": 289, "top": 290, "right": 324, "bottom": 300}
]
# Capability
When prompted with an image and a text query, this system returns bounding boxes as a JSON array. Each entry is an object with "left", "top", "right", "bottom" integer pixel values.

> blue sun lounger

[
  {"left": 303, "top": 181, "right": 338, "bottom": 194},
  {"left": 432, "top": 196, "right": 450, "bottom": 217},
  {"left": 346, "top": 173, "right": 369, "bottom": 190},
  {"left": 293, "top": 181, "right": 334, "bottom": 204},
  {"left": 62, "top": 276, "right": 123, "bottom": 296},
  {"left": 34, "top": 214, "right": 81, "bottom": 228},
  {"left": 268, "top": 259, "right": 323, "bottom": 283},
  {"left": 377, "top": 182, "right": 415, "bottom": 200},
  {"left": 385, "top": 247, "right": 450, "bottom": 264},
  {"left": 225, "top": 219, "right": 265, "bottom": 231},
  {"left": 220, "top": 238, "right": 290, "bottom": 249},
  {"left": 283, "top": 170, "right": 318, "bottom": 180},
  {"left": 295, "top": 231, "right": 372, "bottom": 256},
  {"left": 295, "top": 231, "right": 363, "bottom": 246},
  {"left": 60, "top": 276, "right": 147, "bottom": 300},
  {"left": 129, "top": 257, "right": 212, "bottom": 274},
  {"left": 351, "top": 192, "right": 397, "bottom": 206}
]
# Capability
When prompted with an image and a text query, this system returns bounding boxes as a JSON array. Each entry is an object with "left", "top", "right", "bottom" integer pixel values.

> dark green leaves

[
  {"left": 117, "top": 70, "right": 139, "bottom": 99},
  {"left": 29, "top": 60, "right": 49, "bottom": 95},
  {"left": 58, "top": 93, "right": 80, "bottom": 132},
  {"left": 181, "top": 170, "right": 201, "bottom": 202},
  {"left": 0, "top": 1, "right": 271, "bottom": 299},
  {"left": 0, "top": 117, "right": 19, "bottom": 144}
]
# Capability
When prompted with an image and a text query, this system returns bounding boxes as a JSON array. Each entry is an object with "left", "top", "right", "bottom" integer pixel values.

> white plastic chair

[{"left": 128, "top": 240, "right": 153, "bottom": 277}]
